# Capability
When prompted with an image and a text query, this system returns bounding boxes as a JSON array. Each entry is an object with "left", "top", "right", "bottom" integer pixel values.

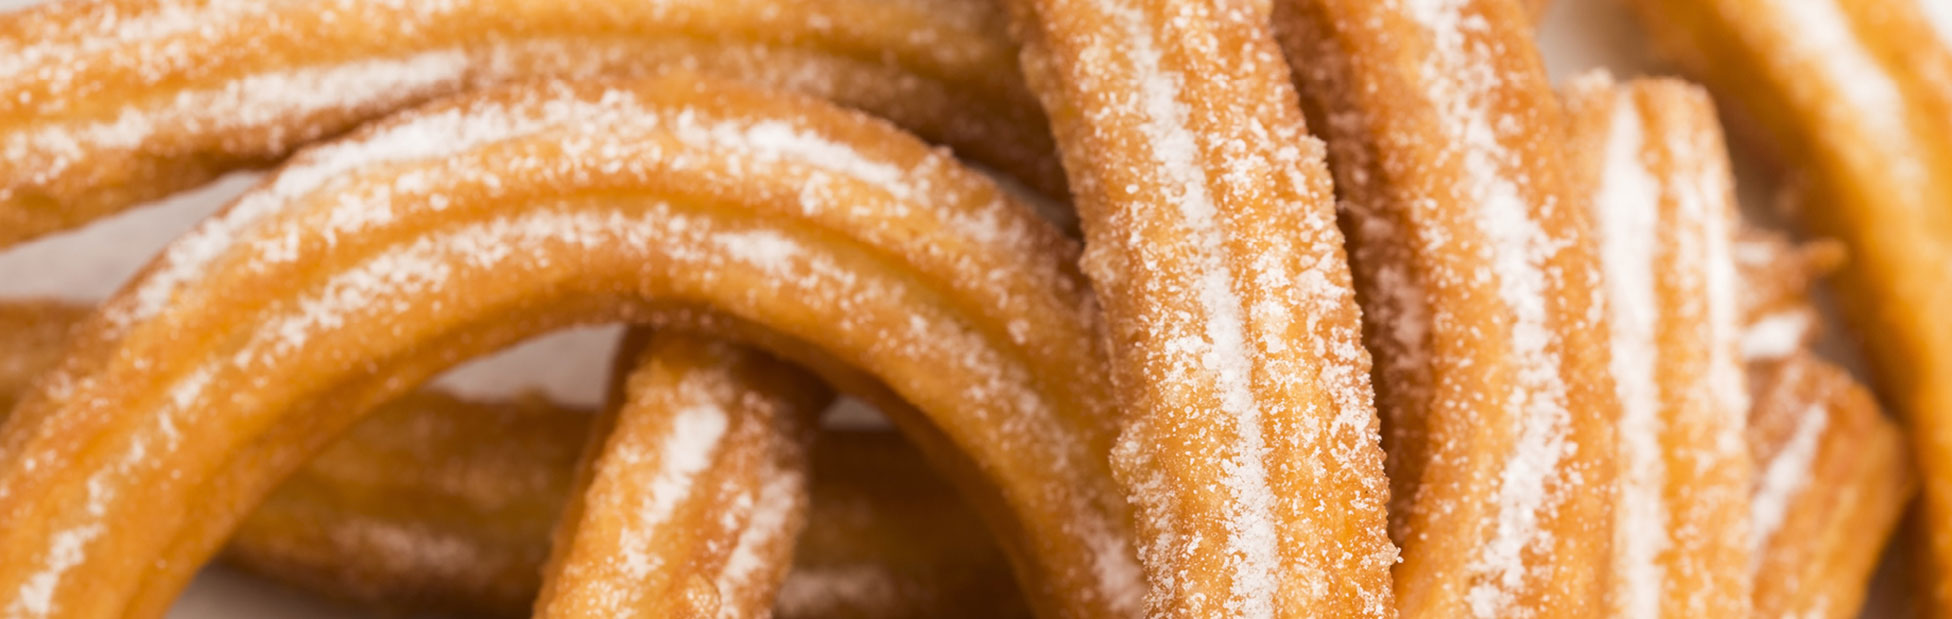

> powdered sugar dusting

[
  {"left": 619, "top": 404, "right": 728, "bottom": 588},
  {"left": 3, "top": 50, "right": 468, "bottom": 195},
  {"left": 1096, "top": 1, "right": 1278, "bottom": 615},
  {"left": 1774, "top": 0, "right": 1916, "bottom": 178},
  {"left": 1923, "top": 0, "right": 1952, "bottom": 49},
  {"left": 1742, "top": 311, "right": 1813, "bottom": 362},
  {"left": 1402, "top": 2, "right": 1581, "bottom": 614},
  {"left": 49, "top": 78, "right": 1135, "bottom": 616},
  {"left": 111, "top": 78, "right": 608, "bottom": 330},
  {"left": 712, "top": 468, "right": 804, "bottom": 616},
  {"left": 1590, "top": 96, "right": 1666, "bottom": 619},
  {"left": 1750, "top": 402, "right": 1826, "bottom": 573}
]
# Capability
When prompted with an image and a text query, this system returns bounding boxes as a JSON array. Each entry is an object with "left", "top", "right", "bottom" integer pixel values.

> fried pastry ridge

[
  {"left": 1272, "top": 0, "right": 1621, "bottom": 615},
  {"left": 2, "top": 301, "right": 1031, "bottom": 617},
  {"left": 1745, "top": 353, "right": 1912, "bottom": 619},
  {"left": 1626, "top": 0, "right": 1952, "bottom": 605},
  {"left": 1000, "top": 0, "right": 1397, "bottom": 615},
  {"left": 1563, "top": 74, "right": 1752, "bottom": 617},
  {"left": 0, "top": 76, "right": 1136, "bottom": 618},
  {"left": 534, "top": 332, "right": 830, "bottom": 617},
  {"left": 0, "top": 0, "right": 1059, "bottom": 249}
]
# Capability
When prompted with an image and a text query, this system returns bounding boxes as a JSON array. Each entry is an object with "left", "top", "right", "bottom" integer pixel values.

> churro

[
  {"left": 1627, "top": 0, "right": 1952, "bottom": 604},
  {"left": 0, "top": 0, "right": 1058, "bottom": 248},
  {"left": 0, "top": 76, "right": 1136, "bottom": 618},
  {"left": 1745, "top": 353, "right": 1912, "bottom": 619},
  {"left": 1002, "top": 0, "right": 1396, "bottom": 614},
  {"left": 534, "top": 332, "right": 829, "bottom": 617},
  {"left": 1272, "top": 0, "right": 1620, "bottom": 614},
  {"left": 1563, "top": 74, "right": 1751, "bottom": 617},
  {"left": 219, "top": 390, "right": 586, "bottom": 617},
  {"left": 1, "top": 301, "right": 1027, "bottom": 617},
  {"left": 0, "top": 301, "right": 79, "bottom": 414}
]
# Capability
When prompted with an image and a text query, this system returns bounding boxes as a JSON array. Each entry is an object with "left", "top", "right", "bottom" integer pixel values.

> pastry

[
  {"left": 0, "top": 0, "right": 1059, "bottom": 249},
  {"left": 1744, "top": 353, "right": 1912, "bottom": 619},
  {"left": 0, "top": 75, "right": 1138, "bottom": 618},
  {"left": 219, "top": 390, "right": 587, "bottom": 617},
  {"left": 534, "top": 331, "right": 829, "bottom": 617},
  {"left": 1272, "top": 0, "right": 1620, "bottom": 614},
  {"left": 776, "top": 428, "right": 1032, "bottom": 619},
  {"left": 0, "top": 311, "right": 1028, "bottom": 618},
  {"left": 0, "top": 301, "right": 80, "bottom": 414},
  {"left": 1627, "top": 0, "right": 1952, "bottom": 604},
  {"left": 1001, "top": 0, "right": 1397, "bottom": 614},
  {"left": 1563, "top": 74, "right": 1751, "bottom": 616},
  {"left": 1730, "top": 228, "right": 1838, "bottom": 363}
]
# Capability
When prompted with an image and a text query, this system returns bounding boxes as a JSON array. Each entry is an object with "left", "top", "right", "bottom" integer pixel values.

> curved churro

[
  {"left": 1, "top": 301, "right": 1027, "bottom": 617},
  {"left": 1272, "top": 0, "right": 1619, "bottom": 614},
  {"left": 1626, "top": 0, "right": 1952, "bottom": 604},
  {"left": 535, "top": 332, "right": 829, "bottom": 617},
  {"left": 0, "top": 76, "right": 1135, "bottom": 618},
  {"left": 1745, "top": 353, "right": 1912, "bottom": 619},
  {"left": 1001, "top": 0, "right": 1396, "bottom": 615},
  {"left": 1564, "top": 74, "right": 1751, "bottom": 617},
  {"left": 0, "top": 0, "right": 1058, "bottom": 248}
]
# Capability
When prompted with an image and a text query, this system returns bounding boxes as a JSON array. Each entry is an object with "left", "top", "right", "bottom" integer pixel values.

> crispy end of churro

[
  {"left": 0, "top": 0, "right": 1059, "bottom": 249},
  {"left": 534, "top": 332, "right": 829, "bottom": 617},
  {"left": 1002, "top": 0, "right": 1396, "bottom": 614},
  {"left": 1563, "top": 72, "right": 1753, "bottom": 617},
  {"left": 0, "top": 76, "right": 1131, "bottom": 618},
  {"left": 1746, "top": 353, "right": 1914, "bottom": 619},
  {"left": 1628, "top": 0, "right": 1952, "bottom": 605},
  {"left": 1273, "top": 0, "right": 1619, "bottom": 614}
]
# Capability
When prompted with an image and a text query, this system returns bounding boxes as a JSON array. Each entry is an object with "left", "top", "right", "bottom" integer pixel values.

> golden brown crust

[
  {"left": 0, "top": 301, "right": 85, "bottom": 414},
  {"left": 0, "top": 76, "right": 1132, "bottom": 618},
  {"left": 1001, "top": 0, "right": 1396, "bottom": 614},
  {"left": 0, "top": 0, "right": 1060, "bottom": 249},
  {"left": 1627, "top": 0, "right": 1952, "bottom": 606},
  {"left": 1562, "top": 74, "right": 1753, "bottom": 617},
  {"left": 1745, "top": 354, "right": 1913, "bottom": 619},
  {"left": 534, "top": 332, "right": 830, "bottom": 617},
  {"left": 3, "top": 301, "right": 1029, "bottom": 617},
  {"left": 1273, "top": 1, "right": 1620, "bottom": 614}
]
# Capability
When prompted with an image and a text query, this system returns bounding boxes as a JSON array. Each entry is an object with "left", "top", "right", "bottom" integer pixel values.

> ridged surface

[
  {"left": 0, "top": 76, "right": 1133, "bottom": 619},
  {"left": 1273, "top": 0, "right": 1620, "bottom": 615},
  {"left": 1626, "top": 0, "right": 1952, "bottom": 608},
  {"left": 0, "top": 0, "right": 1059, "bottom": 249},
  {"left": 1003, "top": 0, "right": 1397, "bottom": 615},
  {"left": 533, "top": 332, "right": 830, "bottom": 618},
  {"left": 1563, "top": 75, "right": 1752, "bottom": 618}
]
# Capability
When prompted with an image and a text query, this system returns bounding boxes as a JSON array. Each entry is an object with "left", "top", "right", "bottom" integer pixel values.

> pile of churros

[{"left": 0, "top": 0, "right": 1937, "bottom": 616}]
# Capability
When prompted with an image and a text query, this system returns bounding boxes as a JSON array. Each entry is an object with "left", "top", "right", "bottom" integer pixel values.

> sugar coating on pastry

[
  {"left": 1572, "top": 74, "right": 1751, "bottom": 617},
  {"left": 1589, "top": 93, "right": 1666, "bottom": 617},
  {"left": 537, "top": 336, "right": 822, "bottom": 617},
  {"left": 1773, "top": 0, "right": 1907, "bottom": 133},
  {"left": 1925, "top": 0, "right": 1952, "bottom": 47},
  {"left": 1749, "top": 400, "right": 1824, "bottom": 572},
  {"left": 0, "top": 78, "right": 1133, "bottom": 618},
  {"left": 1005, "top": 0, "right": 1395, "bottom": 615},
  {"left": 1402, "top": 3, "right": 1598, "bottom": 614},
  {"left": 0, "top": 0, "right": 1058, "bottom": 248}
]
